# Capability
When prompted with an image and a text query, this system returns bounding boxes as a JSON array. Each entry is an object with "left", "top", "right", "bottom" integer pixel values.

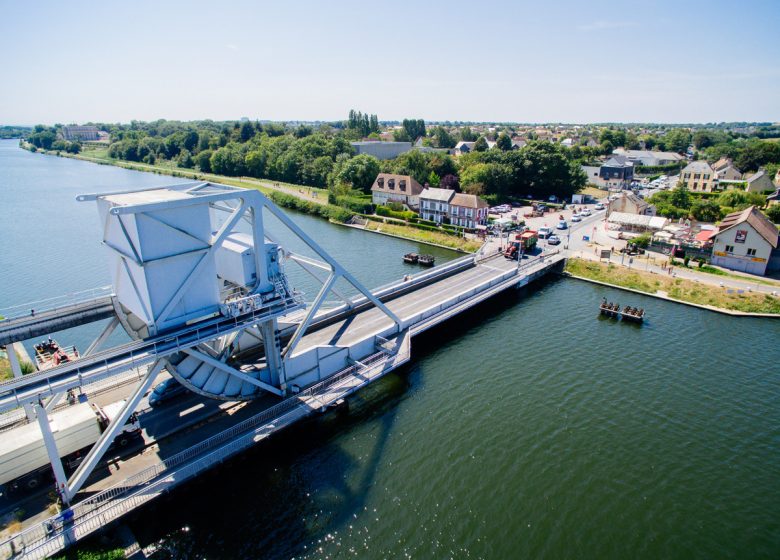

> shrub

[
  {"left": 633, "top": 232, "right": 652, "bottom": 248},
  {"left": 376, "top": 205, "right": 416, "bottom": 221},
  {"left": 268, "top": 191, "right": 352, "bottom": 222},
  {"left": 336, "top": 195, "right": 374, "bottom": 214},
  {"left": 683, "top": 256, "right": 690, "bottom": 267}
]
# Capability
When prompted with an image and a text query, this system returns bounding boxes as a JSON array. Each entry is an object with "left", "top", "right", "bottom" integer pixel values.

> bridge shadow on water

[{"left": 113, "top": 276, "right": 562, "bottom": 559}]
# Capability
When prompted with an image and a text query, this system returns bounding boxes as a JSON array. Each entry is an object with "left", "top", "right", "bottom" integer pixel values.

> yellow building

[{"left": 679, "top": 161, "right": 717, "bottom": 192}]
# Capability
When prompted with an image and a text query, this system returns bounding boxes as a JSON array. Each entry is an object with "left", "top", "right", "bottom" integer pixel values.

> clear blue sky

[{"left": 1, "top": 0, "right": 778, "bottom": 124}]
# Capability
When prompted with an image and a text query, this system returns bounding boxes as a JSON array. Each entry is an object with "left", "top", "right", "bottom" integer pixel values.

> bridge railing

[
  {"left": 0, "top": 348, "right": 400, "bottom": 559},
  {"left": 0, "top": 286, "right": 114, "bottom": 323}
]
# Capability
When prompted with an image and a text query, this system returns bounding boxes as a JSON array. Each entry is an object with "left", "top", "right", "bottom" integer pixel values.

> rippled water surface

[{"left": 1, "top": 141, "right": 779, "bottom": 558}]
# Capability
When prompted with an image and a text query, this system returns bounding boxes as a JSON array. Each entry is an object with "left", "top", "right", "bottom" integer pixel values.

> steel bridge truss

[{"left": 1, "top": 181, "right": 402, "bottom": 506}]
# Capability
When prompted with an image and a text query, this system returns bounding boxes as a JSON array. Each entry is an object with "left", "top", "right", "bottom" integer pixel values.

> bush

[
  {"left": 376, "top": 205, "right": 416, "bottom": 221},
  {"left": 336, "top": 195, "right": 374, "bottom": 214},
  {"left": 765, "top": 204, "right": 780, "bottom": 224},
  {"left": 269, "top": 191, "right": 352, "bottom": 222},
  {"left": 683, "top": 256, "right": 690, "bottom": 267},
  {"left": 633, "top": 232, "right": 652, "bottom": 248}
]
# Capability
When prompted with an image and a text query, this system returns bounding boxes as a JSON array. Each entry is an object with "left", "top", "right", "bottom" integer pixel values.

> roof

[
  {"left": 716, "top": 206, "right": 779, "bottom": 248},
  {"left": 607, "top": 212, "right": 668, "bottom": 229},
  {"left": 420, "top": 187, "right": 456, "bottom": 202},
  {"left": 611, "top": 192, "right": 649, "bottom": 211},
  {"left": 695, "top": 229, "right": 717, "bottom": 243},
  {"left": 681, "top": 160, "right": 714, "bottom": 174},
  {"left": 712, "top": 157, "right": 733, "bottom": 171},
  {"left": 370, "top": 173, "right": 424, "bottom": 196},
  {"left": 454, "top": 141, "right": 475, "bottom": 150},
  {"left": 613, "top": 149, "right": 685, "bottom": 161},
  {"left": 767, "top": 188, "right": 780, "bottom": 201},
  {"left": 747, "top": 169, "right": 767, "bottom": 183},
  {"left": 450, "top": 193, "right": 488, "bottom": 209},
  {"left": 602, "top": 156, "right": 632, "bottom": 168}
]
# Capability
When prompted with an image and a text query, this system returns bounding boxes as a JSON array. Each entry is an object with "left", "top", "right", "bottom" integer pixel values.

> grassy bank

[
  {"left": 364, "top": 221, "right": 482, "bottom": 252},
  {"left": 565, "top": 258, "right": 780, "bottom": 314}
]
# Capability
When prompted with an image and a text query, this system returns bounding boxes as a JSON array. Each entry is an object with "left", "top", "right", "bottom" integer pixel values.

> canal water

[{"left": 1, "top": 140, "right": 779, "bottom": 558}]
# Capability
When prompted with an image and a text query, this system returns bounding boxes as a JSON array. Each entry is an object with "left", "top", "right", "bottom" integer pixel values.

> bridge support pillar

[
  {"left": 7, "top": 343, "right": 34, "bottom": 421},
  {"left": 35, "top": 404, "right": 69, "bottom": 505},
  {"left": 259, "top": 318, "right": 285, "bottom": 390}
]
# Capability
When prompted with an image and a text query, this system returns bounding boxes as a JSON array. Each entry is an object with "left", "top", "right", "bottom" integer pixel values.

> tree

[
  {"left": 496, "top": 132, "right": 512, "bottom": 151},
  {"left": 473, "top": 136, "right": 489, "bottom": 152},
  {"left": 195, "top": 149, "right": 213, "bottom": 172},
  {"left": 427, "top": 171, "right": 440, "bottom": 187},
  {"left": 460, "top": 162, "right": 512, "bottom": 197},
  {"left": 440, "top": 174, "right": 460, "bottom": 192},
  {"left": 663, "top": 129, "right": 692, "bottom": 153},
  {"left": 402, "top": 118, "right": 426, "bottom": 141},
  {"left": 690, "top": 199, "right": 722, "bottom": 222},
  {"left": 239, "top": 121, "right": 255, "bottom": 142},
  {"left": 460, "top": 127, "right": 476, "bottom": 141},
  {"left": 330, "top": 154, "right": 380, "bottom": 193},
  {"left": 765, "top": 205, "right": 780, "bottom": 224},
  {"left": 432, "top": 126, "right": 456, "bottom": 148},
  {"left": 669, "top": 183, "right": 691, "bottom": 209}
]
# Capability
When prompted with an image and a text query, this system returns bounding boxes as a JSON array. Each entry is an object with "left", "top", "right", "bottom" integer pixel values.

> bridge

[{"left": 0, "top": 182, "right": 564, "bottom": 559}]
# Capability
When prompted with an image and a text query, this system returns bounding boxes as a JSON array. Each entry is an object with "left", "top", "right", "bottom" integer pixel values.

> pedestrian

[{"left": 30, "top": 308, "right": 35, "bottom": 317}]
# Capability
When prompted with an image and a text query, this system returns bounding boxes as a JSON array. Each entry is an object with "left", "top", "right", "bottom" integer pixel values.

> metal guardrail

[
  {"left": 0, "top": 296, "right": 305, "bottom": 412},
  {"left": 1, "top": 347, "right": 398, "bottom": 559},
  {"left": 0, "top": 287, "right": 114, "bottom": 323}
]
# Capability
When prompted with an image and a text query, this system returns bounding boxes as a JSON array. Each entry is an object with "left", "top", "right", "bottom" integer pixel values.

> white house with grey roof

[{"left": 419, "top": 188, "right": 456, "bottom": 224}]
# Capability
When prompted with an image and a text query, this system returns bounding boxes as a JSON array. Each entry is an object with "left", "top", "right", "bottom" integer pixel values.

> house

[
  {"left": 711, "top": 206, "right": 779, "bottom": 275},
  {"left": 453, "top": 141, "right": 475, "bottom": 156},
  {"left": 370, "top": 173, "right": 424, "bottom": 209},
  {"left": 419, "top": 188, "right": 456, "bottom": 224},
  {"left": 598, "top": 156, "right": 634, "bottom": 189},
  {"left": 351, "top": 141, "right": 412, "bottom": 160},
  {"left": 715, "top": 163, "right": 742, "bottom": 181},
  {"left": 607, "top": 192, "right": 654, "bottom": 217},
  {"left": 581, "top": 165, "right": 605, "bottom": 188},
  {"left": 61, "top": 125, "right": 100, "bottom": 142},
  {"left": 612, "top": 148, "right": 685, "bottom": 167},
  {"left": 744, "top": 169, "right": 775, "bottom": 193},
  {"left": 679, "top": 161, "right": 717, "bottom": 192},
  {"left": 711, "top": 157, "right": 733, "bottom": 172},
  {"left": 511, "top": 139, "right": 527, "bottom": 150},
  {"left": 767, "top": 188, "right": 780, "bottom": 206},
  {"left": 449, "top": 193, "right": 489, "bottom": 228}
]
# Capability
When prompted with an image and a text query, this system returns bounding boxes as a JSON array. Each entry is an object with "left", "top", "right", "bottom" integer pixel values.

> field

[{"left": 565, "top": 258, "right": 780, "bottom": 314}]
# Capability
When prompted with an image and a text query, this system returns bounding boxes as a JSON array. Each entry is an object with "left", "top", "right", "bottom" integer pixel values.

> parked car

[
  {"left": 571, "top": 214, "right": 582, "bottom": 222},
  {"left": 594, "top": 203, "right": 605, "bottom": 210},
  {"left": 547, "top": 235, "right": 561, "bottom": 245},
  {"left": 557, "top": 220, "right": 568, "bottom": 230},
  {"left": 537, "top": 226, "right": 553, "bottom": 239},
  {"left": 149, "top": 378, "right": 188, "bottom": 407}
]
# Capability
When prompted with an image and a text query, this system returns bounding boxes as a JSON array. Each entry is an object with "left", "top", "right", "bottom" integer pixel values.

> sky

[{"left": 1, "top": 0, "right": 779, "bottom": 125}]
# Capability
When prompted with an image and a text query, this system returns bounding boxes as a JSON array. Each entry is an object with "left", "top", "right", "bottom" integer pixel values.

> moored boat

[
  {"left": 34, "top": 339, "right": 79, "bottom": 370},
  {"left": 418, "top": 254, "right": 435, "bottom": 267},
  {"left": 403, "top": 252, "right": 419, "bottom": 264}
]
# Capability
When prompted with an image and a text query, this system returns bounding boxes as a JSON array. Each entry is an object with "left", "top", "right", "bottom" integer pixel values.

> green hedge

[
  {"left": 269, "top": 191, "right": 352, "bottom": 222},
  {"left": 336, "top": 195, "right": 374, "bottom": 214},
  {"left": 376, "top": 205, "right": 417, "bottom": 221}
]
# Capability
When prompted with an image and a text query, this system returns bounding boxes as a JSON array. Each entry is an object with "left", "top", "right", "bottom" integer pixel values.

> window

[
  {"left": 747, "top": 248, "right": 757, "bottom": 256},
  {"left": 725, "top": 245, "right": 735, "bottom": 253}
]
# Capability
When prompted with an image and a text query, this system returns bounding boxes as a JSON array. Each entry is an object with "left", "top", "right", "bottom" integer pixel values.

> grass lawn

[
  {"left": 364, "top": 221, "right": 482, "bottom": 252},
  {"left": 581, "top": 186, "right": 609, "bottom": 199},
  {"left": 565, "top": 257, "right": 780, "bottom": 314}
]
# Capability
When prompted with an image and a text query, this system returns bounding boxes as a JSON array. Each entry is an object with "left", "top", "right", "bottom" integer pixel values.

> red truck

[{"left": 504, "top": 230, "right": 538, "bottom": 260}]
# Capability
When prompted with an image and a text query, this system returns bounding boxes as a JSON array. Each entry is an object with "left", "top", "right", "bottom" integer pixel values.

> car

[
  {"left": 537, "top": 226, "right": 553, "bottom": 239},
  {"left": 548, "top": 195, "right": 558, "bottom": 202},
  {"left": 547, "top": 235, "right": 561, "bottom": 245},
  {"left": 594, "top": 202, "right": 605, "bottom": 210},
  {"left": 556, "top": 220, "right": 568, "bottom": 230},
  {"left": 149, "top": 378, "right": 188, "bottom": 407},
  {"left": 580, "top": 208, "right": 592, "bottom": 216},
  {"left": 571, "top": 214, "right": 582, "bottom": 222}
]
